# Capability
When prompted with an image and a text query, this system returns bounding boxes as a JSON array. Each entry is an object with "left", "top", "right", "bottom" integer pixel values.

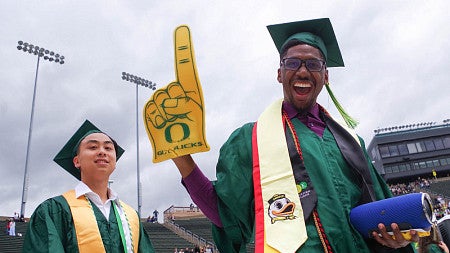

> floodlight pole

[
  {"left": 121, "top": 72, "right": 156, "bottom": 217},
  {"left": 17, "top": 41, "right": 65, "bottom": 219}
]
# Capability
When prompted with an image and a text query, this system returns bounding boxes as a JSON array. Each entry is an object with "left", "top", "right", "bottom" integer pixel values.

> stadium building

[{"left": 367, "top": 119, "right": 450, "bottom": 184}]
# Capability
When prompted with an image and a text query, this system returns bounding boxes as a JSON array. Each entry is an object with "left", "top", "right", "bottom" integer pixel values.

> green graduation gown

[
  {"left": 22, "top": 196, "right": 154, "bottom": 253},
  {"left": 211, "top": 119, "right": 425, "bottom": 253}
]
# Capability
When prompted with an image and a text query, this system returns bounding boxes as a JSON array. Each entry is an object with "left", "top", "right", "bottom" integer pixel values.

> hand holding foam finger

[{"left": 143, "top": 25, "right": 209, "bottom": 163}]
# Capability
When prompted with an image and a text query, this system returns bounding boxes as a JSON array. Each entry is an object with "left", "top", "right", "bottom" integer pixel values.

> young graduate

[{"left": 23, "top": 120, "right": 154, "bottom": 253}]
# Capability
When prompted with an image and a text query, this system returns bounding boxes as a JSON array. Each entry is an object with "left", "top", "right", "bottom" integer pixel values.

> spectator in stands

[
  {"left": 389, "top": 182, "right": 417, "bottom": 196},
  {"left": 5, "top": 218, "right": 10, "bottom": 235},
  {"left": 8, "top": 218, "right": 15, "bottom": 236},
  {"left": 420, "top": 178, "right": 431, "bottom": 189},
  {"left": 23, "top": 120, "right": 154, "bottom": 252},
  {"left": 163, "top": 18, "right": 429, "bottom": 252},
  {"left": 13, "top": 212, "right": 19, "bottom": 221}
]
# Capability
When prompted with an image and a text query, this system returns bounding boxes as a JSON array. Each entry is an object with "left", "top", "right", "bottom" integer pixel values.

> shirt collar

[
  {"left": 75, "top": 181, "right": 119, "bottom": 204},
  {"left": 282, "top": 101, "right": 321, "bottom": 120}
]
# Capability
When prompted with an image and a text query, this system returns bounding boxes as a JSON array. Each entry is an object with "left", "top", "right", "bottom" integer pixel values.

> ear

[
  {"left": 277, "top": 68, "right": 282, "bottom": 83},
  {"left": 73, "top": 156, "right": 80, "bottom": 169},
  {"left": 324, "top": 68, "right": 329, "bottom": 84}
]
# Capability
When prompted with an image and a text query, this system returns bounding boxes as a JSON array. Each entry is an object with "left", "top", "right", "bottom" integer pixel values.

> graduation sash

[
  {"left": 252, "top": 99, "right": 307, "bottom": 253},
  {"left": 63, "top": 190, "right": 140, "bottom": 253}
]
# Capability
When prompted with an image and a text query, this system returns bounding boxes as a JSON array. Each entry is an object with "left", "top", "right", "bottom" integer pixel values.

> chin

[{"left": 294, "top": 104, "right": 312, "bottom": 113}]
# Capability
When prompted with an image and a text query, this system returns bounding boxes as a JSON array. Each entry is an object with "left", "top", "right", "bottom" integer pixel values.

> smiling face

[
  {"left": 277, "top": 43, "right": 328, "bottom": 113},
  {"left": 73, "top": 132, "right": 117, "bottom": 184}
]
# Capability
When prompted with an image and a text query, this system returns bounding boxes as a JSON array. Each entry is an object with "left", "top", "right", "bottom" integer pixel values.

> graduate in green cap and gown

[
  {"left": 152, "top": 18, "right": 445, "bottom": 253},
  {"left": 23, "top": 120, "right": 154, "bottom": 253}
]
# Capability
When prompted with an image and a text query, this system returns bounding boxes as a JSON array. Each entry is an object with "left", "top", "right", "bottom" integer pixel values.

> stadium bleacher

[
  {"left": 171, "top": 217, "right": 255, "bottom": 252},
  {"left": 0, "top": 220, "right": 27, "bottom": 253},
  {"left": 172, "top": 217, "right": 214, "bottom": 243},
  {"left": 143, "top": 222, "right": 193, "bottom": 252},
  {"left": 429, "top": 180, "right": 450, "bottom": 198}
]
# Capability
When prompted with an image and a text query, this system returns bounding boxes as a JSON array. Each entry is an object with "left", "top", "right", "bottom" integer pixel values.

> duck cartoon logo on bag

[{"left": 267, "top": 194, "right": 297, "bottom": 224}]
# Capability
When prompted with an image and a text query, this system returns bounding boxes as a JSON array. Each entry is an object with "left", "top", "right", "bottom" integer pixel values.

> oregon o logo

[{"left": 165, "top": 122, "right": 190, "bottom": 143}]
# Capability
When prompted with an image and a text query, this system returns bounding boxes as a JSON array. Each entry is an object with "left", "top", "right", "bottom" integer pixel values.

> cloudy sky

[{"left": 1, "top": 1, "right": 449, "bottom": 221}]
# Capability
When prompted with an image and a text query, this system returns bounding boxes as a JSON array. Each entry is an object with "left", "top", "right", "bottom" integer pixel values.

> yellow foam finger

[{"left": 143, "top": 25, "right": 209, "bottom": 163}]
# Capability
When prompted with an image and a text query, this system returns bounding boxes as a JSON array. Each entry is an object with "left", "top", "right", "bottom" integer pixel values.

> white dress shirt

[{"left": 75, "top": 181, "right": 134, "bottom": 253}]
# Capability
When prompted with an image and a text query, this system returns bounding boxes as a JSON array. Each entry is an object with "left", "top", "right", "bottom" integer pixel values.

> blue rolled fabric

[{"left": 350, "top": 193, "right": 434, "bottom": 238}]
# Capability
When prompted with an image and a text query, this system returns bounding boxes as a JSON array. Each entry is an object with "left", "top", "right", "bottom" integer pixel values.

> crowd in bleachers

[
  {"left": 388, "top": 177, "right": 450, "bottom": 220},
  {"left": 388, "top": 177, "right": 433, "bottom": 196},
  {"left": 389, "top": 182, "right": 417, "bottom": 196},
  {"left": 173, "top": 245, "right": 214, "bottom": 253},
  {"left": 433, "top": 196, "right": 450, "bottom": 219}
]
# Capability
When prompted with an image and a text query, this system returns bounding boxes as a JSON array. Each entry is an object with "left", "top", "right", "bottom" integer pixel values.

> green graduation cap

[
  {"left": 53, "top": 119, "right": 125, "bottom": 180},
  {"left": 267, "top": 18, "right": 344, "bottom": 67}
]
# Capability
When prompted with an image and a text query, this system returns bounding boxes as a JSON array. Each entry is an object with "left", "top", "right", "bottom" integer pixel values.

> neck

[
  {"left": 83, "top": 180, "right": 109, "bottom": 203},
  {"left": 297, "top": 103, "right": 317, "bottom": 115},
  {"left": 283, "top": 101, "right": 318, "bottom": 117}
]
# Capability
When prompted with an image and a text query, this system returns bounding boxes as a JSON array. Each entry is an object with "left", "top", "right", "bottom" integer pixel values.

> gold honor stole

[
  {"left": 63, "top": 190, "right": 140, "bottom": 253},
  {"left": 252, "top": 99, "right": 307, "bottom": 253}
]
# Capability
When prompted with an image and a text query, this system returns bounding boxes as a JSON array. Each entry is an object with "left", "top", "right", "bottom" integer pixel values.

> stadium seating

[
  {"left": 172, "top": 217, "right": 214, "bottom": 243},
  {"left": 0, "top": 220, "right": 27, "bottom": 253},
  {"left": 172, "top": 217, "right": 255, "bottom": 252},
  {"left": 143, "top": 222, "right": 193, "bottom": 252},
  {"left": 429, "top": 180, "right": 450, "bottom": 198}
]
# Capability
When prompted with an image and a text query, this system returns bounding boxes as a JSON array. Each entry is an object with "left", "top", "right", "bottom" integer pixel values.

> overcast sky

[{"left": 1, "top": 1, "right": 449, "bottom": 221}]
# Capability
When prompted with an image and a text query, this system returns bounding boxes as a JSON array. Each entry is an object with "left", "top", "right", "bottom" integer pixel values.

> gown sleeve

[
  {"left": 22, "top": 196, "right": 78, "bottom": 253},
  {"left": 211, "top": 123, "right": 255, "bottom": 252}
]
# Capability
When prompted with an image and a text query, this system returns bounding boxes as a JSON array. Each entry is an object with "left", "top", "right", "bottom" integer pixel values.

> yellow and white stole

[
  {"left": 252, "top": 99, "right": 307, "bottom": 253},
  {"left": 252, "top": 99, "right": 363, "bottom": 253},
  {"left": 63, "top": 190, "right": 140, "bottom": 253}
]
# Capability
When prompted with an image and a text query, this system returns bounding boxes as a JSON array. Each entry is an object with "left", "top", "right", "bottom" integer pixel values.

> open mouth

[
  {"left": 95, "top": 159, "right": 109, "bottom": 164},
  {"left": 293, "top": 82, "right": 312, "bottom": 95}
]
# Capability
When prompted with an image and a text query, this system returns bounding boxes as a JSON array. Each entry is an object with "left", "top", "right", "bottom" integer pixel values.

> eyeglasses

[{"left": 281, "top": 58, "right": 326, "bottom": 72}]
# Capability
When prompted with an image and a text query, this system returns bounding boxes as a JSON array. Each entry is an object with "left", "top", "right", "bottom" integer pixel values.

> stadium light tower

[
  {"left": 121, "top": 72, "right": 156, "bottom": 217},
  {"left": 16, "top": 41, "right": 65, "bottom": 218}
]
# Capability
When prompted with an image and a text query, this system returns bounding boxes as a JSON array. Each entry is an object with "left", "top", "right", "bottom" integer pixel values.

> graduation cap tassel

[{"left": 325, "top": 82, "right": 359, "bottom": 129}]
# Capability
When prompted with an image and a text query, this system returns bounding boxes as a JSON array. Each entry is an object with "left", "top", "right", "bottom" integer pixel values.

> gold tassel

[{"left": 325, "top": 82, "right": 359, "bottom": 129}]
